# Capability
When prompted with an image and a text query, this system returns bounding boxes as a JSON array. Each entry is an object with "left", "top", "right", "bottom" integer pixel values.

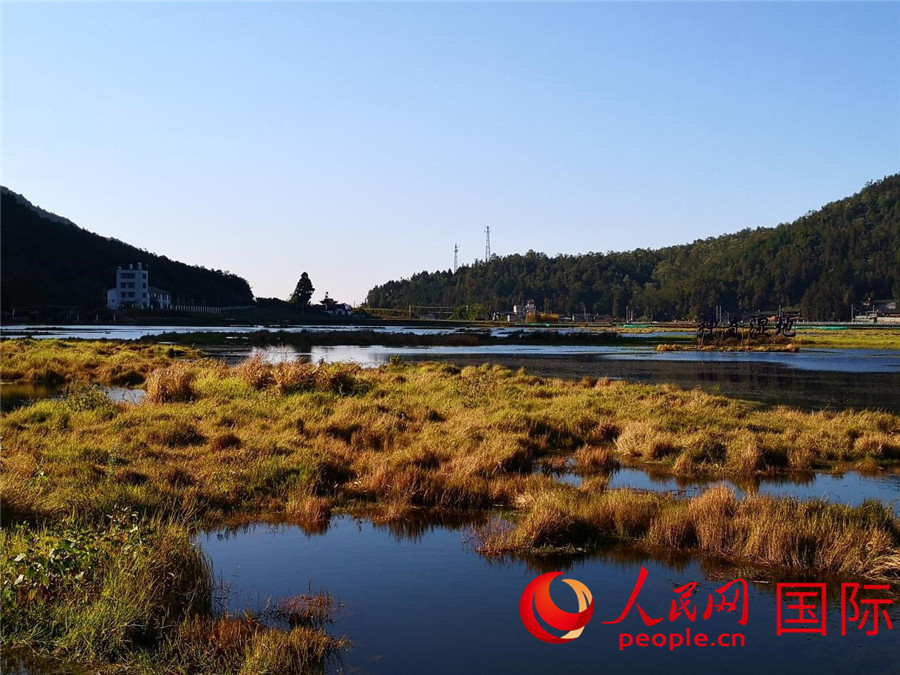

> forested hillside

[
  {"left": 365, "top": 176, "right": 900, "bottom": 320},
  {"left": 1, "top": 187, "right": 254, "bottom": 310}
]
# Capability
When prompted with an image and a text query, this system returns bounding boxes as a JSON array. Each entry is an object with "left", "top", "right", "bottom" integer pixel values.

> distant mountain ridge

[
  {"left": 1, "top": 186, "right": 255, "bottom": 311},
  {"left": 365, "top": 176, "right": 900, "bottom": 321}
]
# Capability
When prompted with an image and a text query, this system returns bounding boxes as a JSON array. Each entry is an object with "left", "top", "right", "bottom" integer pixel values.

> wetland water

[
  {"left": 219, "top": 343, "right": 900, "bottom": 413},
  {"left": 0, "top": 383, "right": 143, "bottom": 410},
  {"left": 201, "top": 515, "right": 899, "bottom": 674},
  {"left": 550, "top": 467, "right": 900, "bottom": 515},
  {"left": 5, "top": 325, "right": 898, "bottom": 671}
]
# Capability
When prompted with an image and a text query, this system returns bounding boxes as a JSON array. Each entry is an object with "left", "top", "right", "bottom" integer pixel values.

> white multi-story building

[
  {"left": 107, "top": 263, "right": 150, "bottom": 309},
  {"left": 149, "top": 287, "right": 172, "bottom": 310}
]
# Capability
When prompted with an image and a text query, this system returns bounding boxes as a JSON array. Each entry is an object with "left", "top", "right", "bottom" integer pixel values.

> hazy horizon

[{"left": 4, "top": 2, "right": 898, "bottom": 304}]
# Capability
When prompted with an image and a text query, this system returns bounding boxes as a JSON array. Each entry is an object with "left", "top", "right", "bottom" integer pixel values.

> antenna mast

[
  {"left": 453, "top": 244, "right": 458, "bottom": 273},
  {"left": 485, "top": 226, "right": 491, "bottom": 262}
]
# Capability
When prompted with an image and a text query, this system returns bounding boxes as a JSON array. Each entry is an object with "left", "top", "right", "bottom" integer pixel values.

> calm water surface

[
  {"left": 603, "top": 468, "right": 900, "bottom": 515},
  {"left": 200, "top": 516, "right": 899, "bottom": 674}
]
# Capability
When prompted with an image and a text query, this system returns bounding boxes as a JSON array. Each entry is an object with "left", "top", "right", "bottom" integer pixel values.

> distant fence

[{"left": 171, "top": 305, "right": 222, "bottom": 314}]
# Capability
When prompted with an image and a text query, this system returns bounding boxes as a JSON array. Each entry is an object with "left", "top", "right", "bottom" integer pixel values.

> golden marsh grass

[{"left": 2, "top": 340, "right": 898, "bottom": 670}]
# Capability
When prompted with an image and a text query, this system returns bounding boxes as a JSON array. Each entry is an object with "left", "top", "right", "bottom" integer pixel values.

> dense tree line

[
  {"left": 1, "top": 187, "right": 255, "bottom": 310},
  {"left": 366, "top": 176, "right": 900, "bottom": 321}
]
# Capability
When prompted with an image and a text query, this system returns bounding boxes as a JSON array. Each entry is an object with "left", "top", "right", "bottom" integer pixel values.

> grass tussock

[
  {"left": 271, "top": 593, "right": 336, "bottom": 629},
  {"left": 475, "top": 485, "right": 900, "bottom": 581},
  {"left": 240, "top": 625, "right": 348, "bottom": 675},
  {"left": 145, "top": 361, "right": 198, "bottom": 403},
  {"left": 574, "top": 445, "right": 619, "bottom": 474},
  {"left": 235, "top": 354, "right": 367, "bottom": 396}
]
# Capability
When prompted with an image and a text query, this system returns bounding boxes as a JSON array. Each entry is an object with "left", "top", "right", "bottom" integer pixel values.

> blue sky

[{"left": 3, "top": 2, "right": 898, "bottom": 304}]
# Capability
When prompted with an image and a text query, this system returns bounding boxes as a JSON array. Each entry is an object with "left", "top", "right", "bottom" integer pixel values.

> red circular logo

[{"left": 520, "top": 572, "right": 594, "bottom": 643}]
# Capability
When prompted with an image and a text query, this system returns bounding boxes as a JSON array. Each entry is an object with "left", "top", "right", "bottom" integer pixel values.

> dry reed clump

[
  {"left": 578, "top": 474, "right": 612, "bottom": 494},
  {"left": 450, "top": 440, "right": 533, "bottom": 479},
  {"left": 350, "top": 464, "right": 433, "bottom": 505},
  {"left": 616, "top": 421, "right": 681, "bottom": 460},
  {"left": 646, "top": 502, "right": 697, "bottom": 548},
  {"left": 145, "top": 362, "right": 197, "bottom": 403},
  {"left": 794, "top": 427, "right": 854, "bottom": 464},
  {"left": 574, "top": 445, "right": 619, "bottom": 476},
  {"left": 272, "top": 361, "right": 317, "bottom": 394},
  {"left": 234, "top": 355, "right": 365, "bottom": 396},
  {"left": 787, "top": 443, "right": 817, "bottom": 472},
  {"left": 0, "top": 472, "right": 43, "bottom": 522},
  {"left": 502, "top": 494, "right": 590, "bottom": 550},
  {"left": 234, "top": 354, "right": 275, "bottom": 389},
  {"left": 854, "top": 432, "right": 900, "bottom": 459},
  {"left": 174, "top": 615, "right": 263, "bottom": 670},
  {"left": 285, "top": 493, "right": 332, "bottom": 530},
  {"left": 686, "top": 485, "right": 738, "bottom": 554},
  {"left": 584, "top": 419, "right": 622, "bottom": 445},
  {"left": 271, "top": 593, "right": 336, "bottom": 629},
  {"left": 239, "top": 625, "right": 349, "bottom": 674},
  {"left": 683, "top": 432, "right": 728, "bottom": 464},
  {"left": 590, "top": 489, "right": 666, "bottom": 538},
  {"left": 173, "top": 608, "right": 347, "bottom": 674},
  {"left": 725, "top": 434, "right": 766, "bottom": 475}
]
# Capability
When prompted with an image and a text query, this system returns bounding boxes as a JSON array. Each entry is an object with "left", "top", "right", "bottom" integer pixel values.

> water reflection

[
  {"left": 211, "top": 511, "right": 489, "bottom": 544},
  {"left": 0, "top": 382, "right": 144, "bottom": 411},
  {"left": 604, "top": 467, "right": 900, "bottom": 515},
  {"left": 0, "top": 382, "right": 62, "bottom": 410},
  {"left": 200, "top": 515, "right": 899, "bottom": 674}
]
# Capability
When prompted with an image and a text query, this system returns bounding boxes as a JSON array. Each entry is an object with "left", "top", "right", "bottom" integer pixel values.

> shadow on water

[{"left": 199, "top": 514, "right": 899, "bottom": 674}]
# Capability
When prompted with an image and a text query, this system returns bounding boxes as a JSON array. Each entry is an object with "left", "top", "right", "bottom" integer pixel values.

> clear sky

[{"left": 3, "top": 2, "right": 898, "bottom": 305}]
